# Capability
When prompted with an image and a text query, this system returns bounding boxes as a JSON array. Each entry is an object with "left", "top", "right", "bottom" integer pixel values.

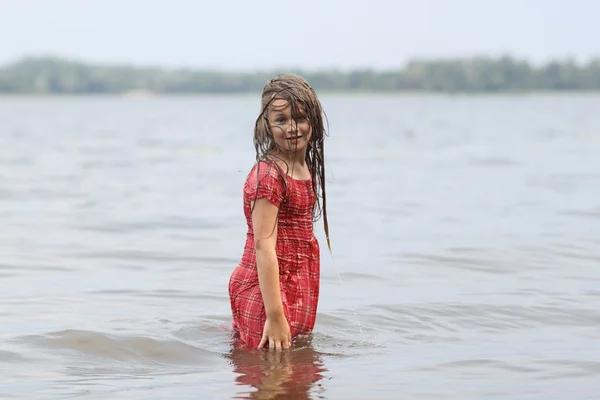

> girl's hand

[{"left": 258, "top": 314, "right": 291, "bottom": 351}]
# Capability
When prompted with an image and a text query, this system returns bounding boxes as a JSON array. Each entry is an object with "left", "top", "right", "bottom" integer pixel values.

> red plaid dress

[{"left": 228, "top": 160, "right": 320, "bottom": 348}]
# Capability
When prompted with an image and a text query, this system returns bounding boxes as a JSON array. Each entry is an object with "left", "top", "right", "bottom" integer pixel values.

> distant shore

[
  {"left": 2, "top": 55, "right": 599, "bottom": 94},
  {"left": 2, "top": 91, "right": 600, "bottom": 99}
]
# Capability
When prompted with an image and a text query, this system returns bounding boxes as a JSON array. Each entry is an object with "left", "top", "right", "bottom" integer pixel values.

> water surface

[{"left": 1, "top": 94, "right": 600, "bottom": 399}]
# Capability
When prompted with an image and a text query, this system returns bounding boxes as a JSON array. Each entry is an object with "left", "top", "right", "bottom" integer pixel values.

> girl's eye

[{"left": 272, "top": 116, "right": 307, "bottom": 125}]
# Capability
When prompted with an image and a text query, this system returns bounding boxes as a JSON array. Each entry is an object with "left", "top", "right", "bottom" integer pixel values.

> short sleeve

[{"left": 244, "top": 161, "right": 286, "bottom": 207}]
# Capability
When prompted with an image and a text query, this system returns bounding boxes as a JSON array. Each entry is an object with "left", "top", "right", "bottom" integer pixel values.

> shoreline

[{"left": 1, "top": 90, "right": 600, "bottom": 98}]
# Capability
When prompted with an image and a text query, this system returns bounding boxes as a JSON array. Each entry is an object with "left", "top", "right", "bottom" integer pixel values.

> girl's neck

[
  {"left": 265, "top": 150, "right": 311, "bottom": 180},
  {"left": 268, "top": 149, "right": 306, "bottom": 167}
]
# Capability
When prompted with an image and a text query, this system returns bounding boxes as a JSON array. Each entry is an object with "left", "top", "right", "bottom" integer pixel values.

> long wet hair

[{"left": 252, "top": 73, "right": 331, "bottom": 252}]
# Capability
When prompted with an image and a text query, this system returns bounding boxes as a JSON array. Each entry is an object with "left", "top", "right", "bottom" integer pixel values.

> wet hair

[{"left": 252, "top": 73, "right": 331, "bottom": 252}]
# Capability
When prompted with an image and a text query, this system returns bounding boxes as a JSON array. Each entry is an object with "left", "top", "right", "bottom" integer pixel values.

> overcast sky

[{"left": 1, "top": 0, "right": 598, "bottom": 70}]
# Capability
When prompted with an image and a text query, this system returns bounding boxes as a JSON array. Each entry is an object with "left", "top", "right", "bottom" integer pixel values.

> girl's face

[{"left": 267, "top": 98, "right": 312, "bottom": 155}]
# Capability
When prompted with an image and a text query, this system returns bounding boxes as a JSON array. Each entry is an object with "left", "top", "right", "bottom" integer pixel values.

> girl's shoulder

[
  {"left": 245, "top": 159, "right": 287, "bottom": 185},
  {"left": 243, "top": 159, "right": 288, "bottom": 207}
]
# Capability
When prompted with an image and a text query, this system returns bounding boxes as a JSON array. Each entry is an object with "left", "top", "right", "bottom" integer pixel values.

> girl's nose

[{"left": 286, "top": 121, "right": 298, "bottom": 133}]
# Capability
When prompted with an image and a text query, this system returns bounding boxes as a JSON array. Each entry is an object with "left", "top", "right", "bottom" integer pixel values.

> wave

[{"left": 11, "top": 329, "right": 217, "bottom": 367}]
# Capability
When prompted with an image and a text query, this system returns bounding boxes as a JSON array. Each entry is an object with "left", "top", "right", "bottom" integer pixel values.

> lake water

[{"left": 1, "top": 94, "right": 599, "bottom": 399}]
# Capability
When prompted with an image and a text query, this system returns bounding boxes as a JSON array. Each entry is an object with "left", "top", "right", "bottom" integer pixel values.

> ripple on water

[
  {"left": 71, "top": 216, "right": 226, "bottom": 233},
  {"left": 0, "top": 349, "right": 30, "bottom": 363},
  {"left": 362, "top": 302, "right": 600, "bottom": 331},
  {"left": 12, "top": 329, "right": 216, "bottom": 367},
  {"left": 395, "top": 250, "right": 517, "bottom": 275},
  {"left": 87, "top": 289, "right": 229, "bottom": 301}
]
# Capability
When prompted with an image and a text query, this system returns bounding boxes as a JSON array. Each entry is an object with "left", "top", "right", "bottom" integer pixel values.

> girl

[{"left": 228, "top": 74, "right": 331, "bottom": 351}]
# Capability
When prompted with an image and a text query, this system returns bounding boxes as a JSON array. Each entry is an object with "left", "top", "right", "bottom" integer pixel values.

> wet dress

[{"left": 228, "top": 160, "right": 320, "bottom": 347}]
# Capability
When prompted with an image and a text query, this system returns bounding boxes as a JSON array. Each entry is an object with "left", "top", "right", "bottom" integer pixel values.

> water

[{"left": 1, "top": 93, "right": 599, "bottom": 399}]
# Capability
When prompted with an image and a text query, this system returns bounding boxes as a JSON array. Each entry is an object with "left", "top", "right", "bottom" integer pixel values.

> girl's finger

[{"left": 258, "top": 334, "right": 267, "bottom": 349}]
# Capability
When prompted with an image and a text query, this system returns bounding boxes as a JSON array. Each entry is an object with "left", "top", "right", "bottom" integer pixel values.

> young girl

[{"left": 228, "top": 74, "right": 331, "bottom": 351}]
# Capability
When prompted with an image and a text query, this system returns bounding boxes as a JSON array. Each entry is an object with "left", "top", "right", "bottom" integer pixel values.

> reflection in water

[{"left": 225, "top": 335, "right": 327, "bottom": 399}]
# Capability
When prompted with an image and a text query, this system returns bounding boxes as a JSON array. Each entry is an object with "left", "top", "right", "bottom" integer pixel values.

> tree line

[{"left": 1, "top": 55, "right": 599, "bottom": 94}]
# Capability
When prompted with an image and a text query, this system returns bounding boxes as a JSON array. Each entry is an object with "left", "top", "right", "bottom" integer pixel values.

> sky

[{"left": 1, "top": 0, "right": 598, "bottom": 70}]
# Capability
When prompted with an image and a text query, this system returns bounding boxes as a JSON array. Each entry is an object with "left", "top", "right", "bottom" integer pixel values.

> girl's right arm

[{"left": 251, "top": 197, "right": 291, "bottom": 351}]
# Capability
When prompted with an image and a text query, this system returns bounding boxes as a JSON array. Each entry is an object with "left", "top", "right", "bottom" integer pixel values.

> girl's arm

[
  {"left": 252, "top": 197, "right": 284, "bottom": 318},
  {"left": 251, "top": 197, "right": 291, "bottom": 350}
]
